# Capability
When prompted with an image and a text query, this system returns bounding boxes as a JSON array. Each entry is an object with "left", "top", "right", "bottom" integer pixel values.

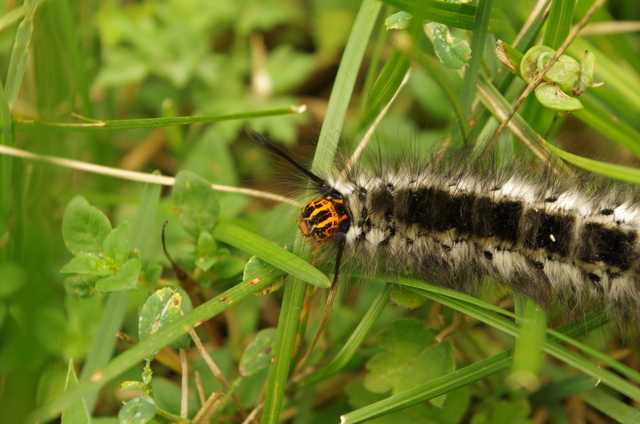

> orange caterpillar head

[{"left": 298, "top": 195, "right": 350, "bottom": 244}]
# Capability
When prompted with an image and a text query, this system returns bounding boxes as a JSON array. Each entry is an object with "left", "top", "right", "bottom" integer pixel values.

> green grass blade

[
  {"left": 402, "top": 282, "right": 640, "bottom": 403},
  {"left": 129, "top": 172, "right": 162, "bottom": 252},
  {"left": 544, "top": 141, "right": 640, "bottom": 184},
  {"left": 0, "top": 6, "right": 24, "bottom": 31},
  {"left": 212, "top": 221, "right": 330, "bottom": 288},
  {"left": 27, "top": 269, "right": 283, "bottom": 424},
  {"left": 580, "top": 388, "right": 640, "bottom": 424},
  {"left": 5, "top": 0, "right": 37, "bottom": 109},
  {"left": 574, "top": 97, "right": 640, "bottom": 158},
  {"left": 313, "top": 0, "right": 382, "bottom": 174},
  {"left": 457, "top": 0, "right": 492, "bottom": 145},
  {"left": 359, "top": 49, "right": 410, "bottom": 131},
  {"left": 261, "top": 2, "right": 382, "bottom": 422},
  {"left": 530, "top": 374, "right": 599, "bottom": 405},
  {"left": 380, "top": 0, "right": 502, "bottom": 31},
  {"left": 0, "top": 77, "right": 13, "bottom": 238},
  {"left": 62, "top": 358, "right": 92, "bottom": 424},
  {"left": 14, "top": 106, "right": 307, "bottom": 132},
  {"left": 508, "top": 299, "right": 547, "bottom": 391},
  {"left": 543, "top": 0, "right": 576, "bottom": 49},
  {"left": 78, "top": 291, "right": 128, "bottom": 412},
  {"left": 260, "top": 260, "right": 308, "bottom": 424}
]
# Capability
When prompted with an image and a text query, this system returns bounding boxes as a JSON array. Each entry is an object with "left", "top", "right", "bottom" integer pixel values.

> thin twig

[
  {"left": 487, "top": 0, "right": 608, "bottom": 151},
  {"left": 340, "top": 70, "right": 411, "bottom": 180},
  {"left": 0, "top": 143, "right": 300, "bottom": 206},
  {"left": 189, "top": 327, "right": 249, "bottom": 418},
  {"left": 180, "top": 349, "right": 189, "bottom": 419},
  {"left": 194, "top": 371, "right": 206, "bottom": 407},
  {"left": 192, "top": 390, "right": 225, "bottom": 424}
]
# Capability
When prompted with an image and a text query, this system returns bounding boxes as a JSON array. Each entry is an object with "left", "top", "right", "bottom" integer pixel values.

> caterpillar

[{"left": 250, "top": 128, "right": 640, "bottom": 324}]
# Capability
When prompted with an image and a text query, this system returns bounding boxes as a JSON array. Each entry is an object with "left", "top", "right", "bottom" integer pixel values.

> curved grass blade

[
  {"left": 341, "top": 350, "right": 513, "bottom": 423},
  {"left": 14, "top": 105, "right": 307, "bottom": 132},
  {"left": 261, "top": 1, "right": 382, "bottom": 423},
  {"left": 211, "top": 221, "right": 330, "bottom": 288}
]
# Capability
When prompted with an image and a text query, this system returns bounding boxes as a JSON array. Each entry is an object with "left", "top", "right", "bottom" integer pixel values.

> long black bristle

[{"left": 244, "top": 127, "right": 326, "bottom": 188}]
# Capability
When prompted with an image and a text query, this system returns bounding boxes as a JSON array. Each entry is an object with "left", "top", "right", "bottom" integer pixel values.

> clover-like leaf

[
  {"left": 196, "top": 231, "right": 218, "bottom": 271},
  {"left": 62, "top": 195, "right": 112, "bottom": 256},
  {"left": 385, "top": 11, "right": 412, "bottom": 30},
  {"left": 95, "top": 258, "right": 141, "bottom": 292},
  {"left": 534, "top": 83, "right": 583, "bottom": 112},
  {"left": 240, "top": 328, "right": 277, "bottom": 376},
  {"left": 60, "top": 255, "right": 111, "bottom": 276},
  {"left": 118, "top": 395, "right": 156, "bottom": 424},
  {"left": 171, "top": 171, "right": 219, "bottom": 238},
  {"left": 103, "top": 222, "right": 129, "bottom": 268},
  {"left": 364, "top": 319, "right": 454, "bottom": 407},
  {"left": 432, "top": 24, "right": 471, "bottom": 69}
]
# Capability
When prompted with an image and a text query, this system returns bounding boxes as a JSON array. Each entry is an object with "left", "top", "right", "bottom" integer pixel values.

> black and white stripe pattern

[{"left": 323, "top": 158, "right": 640, "bottom": 319}]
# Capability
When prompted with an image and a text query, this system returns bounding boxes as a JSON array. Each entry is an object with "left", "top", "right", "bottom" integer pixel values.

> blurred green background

[{"left": 1, "top": 0, "right": 640, "bottom": 423}]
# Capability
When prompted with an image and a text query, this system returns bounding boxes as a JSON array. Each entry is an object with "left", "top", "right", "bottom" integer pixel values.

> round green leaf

[
  {"left": 240, "top": 328, "right": 277, "bottom": 376},
  {"left": 171, "top": 171, "right": 219, "bottom": 238},
  {"left": 62, "top": 195, "right": 112, "bottom": 256},
  {"left": 139, "top": 288, "right": 189, "bottom": 359},
  {"left": 364, "top": 319, "right": 454, "bottom": 407},
  {"left": 103, "top": 222, "right": 130, "bottom": 267},
  {"left": 196, "top": 231, "right": 218, "bottom": 271},
  {"left": 118, "top": 396, "right": 156, "bottom": 424},
  {"left": 60, "top": 255, "right": 111, "bottom": 276},
  {"left": 432, "top": 24, "right": 471, "bottom": 70},
  {"left": 534, "top": 84, "right": 583, "bottom": 112},
  {"left": 385, "top": 11, "right": 412, "bottom": 30}
]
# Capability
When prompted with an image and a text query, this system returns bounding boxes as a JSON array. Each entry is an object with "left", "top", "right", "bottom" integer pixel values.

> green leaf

[
  {"left": 120, "top": 381, "right": 143, "bottom": 391},
  {"left": 243, "top": 256, "right": 285, "bottom": 295},
  {"left": 212, "top": 255, "right": 245, "bottom": 279},
  {"left": 95, "top": 258, "right": 141, "bottom": 292},
  {"left": 432, "top": 24, "right": 471, "bottom": 70},
  {"left": 60, "top": 255, "right": 111, "bottom": 276},
  {"left": 63, "top": 275, "right": 96, "bottom": 299},
  {"left": 62, "top": 195, "right": 112, "bottom": 256},
  {"left": 138, "top": 288, "right": 188, "bottom": 360},
  {"left": 580, "top": 387, "right": 640, "bottom": 424},
  {"left": 212, "top": 221, "right": 330, "bottom": 288},
  {"left": 0, "top": 261, "right": 26, "bottom": 298},
  {"left": 103, "top": 222, "right": 129, "bottom": 268},
  {"left": 195, "top": 231, "right": 217, "bottom": 271},
  {"left": 364, "top": 319, "right": 454, "bottom": 407},
  {"left": 61, "top": 358, "right": 91, "bottom": 424},
  {"left": 171, "top": 171, "right": 219, "bottom": 238},
  {"left": 239, "top": 328, "right": 277, "bottom": 377},
  {"left": 534, "top": 84, "right": 583, "bottom": 112},
  {"left": 385, "top": 11, "right": 412, "bottom": 30},
  {"left": 118, "top": 396, "right": 156, "bottom": 424},
  {"left": 347, "top": 380, "right": 471, "bottom": 424}
]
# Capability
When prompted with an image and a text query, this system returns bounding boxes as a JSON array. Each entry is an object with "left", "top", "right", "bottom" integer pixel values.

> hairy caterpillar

[{"left": 250, "top": 129, "right": 640, "bottom": 324}]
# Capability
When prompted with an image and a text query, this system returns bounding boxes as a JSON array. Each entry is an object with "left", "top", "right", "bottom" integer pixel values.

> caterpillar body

[{"left": 253, "top": 130, "right": 640, "bottom": 323}]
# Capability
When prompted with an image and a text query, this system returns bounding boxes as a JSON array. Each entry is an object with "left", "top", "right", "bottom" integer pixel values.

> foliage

[{"left": 0, "top": 0, "right": 639, "bottom": 423}]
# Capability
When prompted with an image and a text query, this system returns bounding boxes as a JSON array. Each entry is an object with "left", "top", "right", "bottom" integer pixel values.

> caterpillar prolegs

[{"left": 252, "top": 129, "right": 640, "bottom": 325}]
